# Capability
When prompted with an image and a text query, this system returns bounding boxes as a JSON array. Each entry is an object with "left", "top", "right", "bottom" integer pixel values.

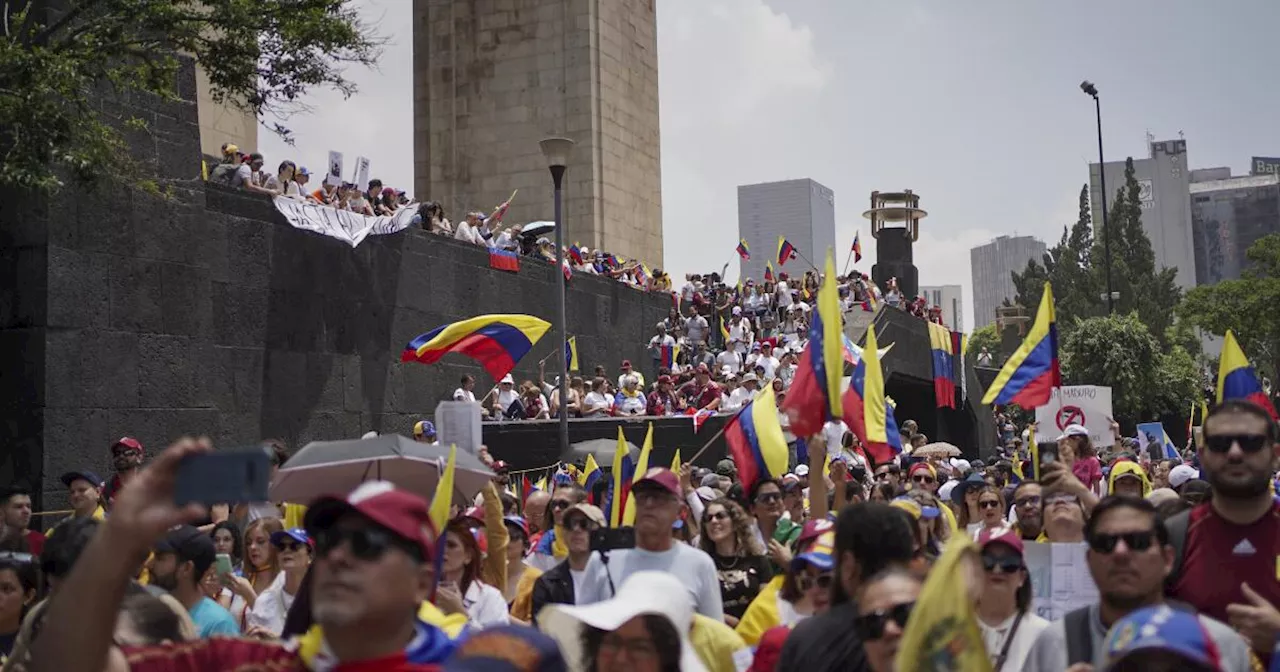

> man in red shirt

[
  {"left": 0, "top": 485, "right": 42, "bottom": 555},
  {"left": 679, "top": 363, "right": 722, "bottom": 412},
  {"left": 1169, "top": 399, "right": 1280, "bottom": 660}
]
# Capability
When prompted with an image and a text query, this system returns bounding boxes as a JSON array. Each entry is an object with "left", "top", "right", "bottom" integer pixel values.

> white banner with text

[
  {"left": 1034, "top": 385, "right": 1115, "bottom": 448},
  {"left": 272, "top": 197, "right": 419, "bottom": 248}
]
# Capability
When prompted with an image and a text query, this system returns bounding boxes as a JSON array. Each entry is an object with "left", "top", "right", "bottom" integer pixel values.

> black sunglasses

[
  {"left": 315, "top": 526, "right": 420, "bottom": 563},
  {"left": 563, "top": 517, "right": 599, "bottom": 532},
  {"left": 796, "top": 573, "right": 834, "bottom": 592},
  {"left": 1014, "top": 496, "right": 1041, "bottom": 508},
  {"left": 274, "top": 541, "right": 308, "bottom": 553},
  {"left": 550, "top": 500, "right": 573, "bottom": 510},
  {"left": 854, "top": 601, "right": 915, "bottom": 640},
  {"left": 755, "top": 492, "right": 782, "bottom": 504},
  {"left": 1088, "top": 530, "right": 1156, "bottom": 554},
  {"left": 981, "top": 555, "right": 1023, "bottom": 574},
  {"left": 912, "top": 475, "right": 935, "bottom": 484},
  {"left": 979, "top": 500, "right": 1001, "bottom": 510},
  {"left": 705, "top": 511, "right": 730, "bottom": 523},
  {"left": 1204, "top": 434, "right": 1270, "bottom": 454}
]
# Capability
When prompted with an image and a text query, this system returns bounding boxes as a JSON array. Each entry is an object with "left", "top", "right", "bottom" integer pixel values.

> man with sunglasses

[
  {"left": 531, "top": 502, "right": 605, "bottom": 625},
  {"left": 906, "top": 463, "right": 938, "bottom": 495},
  {"left": 1168, "top": 400, "right": 1280, "bottom": 660},
  {"left": 1023, "top": 495, "right": 1251, "bottom": 672},
  {"left": 527, "top": 484, "right": 588, "bottom": 572},
  {"left": 749, "top": 479, "right": 801, "bottom": 570},
  {"left": 1008, "top": 482, "right": 1043, "bottom": 541},
  {"left": 872, "top": 464, "right": 900, "bottom": 489},
  {"left": 854, "top": 568, "right": 921, "bottom": 672},
  {"left": 30, "top": 438, "right": 459, "bottom": 671},
  {"left": 576, "top": 468, "right": 723, "bottom": 620}
]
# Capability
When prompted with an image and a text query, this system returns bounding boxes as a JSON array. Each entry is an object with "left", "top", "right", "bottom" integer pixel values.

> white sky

[{"left": 261, "top": 0, "right": 1280, "bottom": 331}]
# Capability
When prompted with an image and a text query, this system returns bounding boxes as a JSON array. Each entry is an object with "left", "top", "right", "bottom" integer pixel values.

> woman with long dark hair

[
  {"left": 0, "top": 555, "right": 38, "bottom": 659},
  {"left": 697, "top": 498, "right": 770, "bottom": 627},
  {"left": 973, "top": 527, "right": 1047, "bottom": 671},
  {"left": 438, "top": 520, "right": 508, "bottom": 628}
]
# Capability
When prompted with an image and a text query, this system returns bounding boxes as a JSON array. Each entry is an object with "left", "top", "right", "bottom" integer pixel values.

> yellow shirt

[
  {"left": 509, "top": 566, "right": 542, "bottom": 623},
  {"left": 44, "top": 505, "right": 105, "bottom": 536},
  {"left": 691, "top": 614, "right": 752, "bottom": 672}
]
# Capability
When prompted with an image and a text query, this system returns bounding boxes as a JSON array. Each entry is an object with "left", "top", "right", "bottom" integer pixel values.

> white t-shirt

[
  {"left": 685, "top": 315, "right": 709, "bottom": 343},
  {"left": 716, "top": 349, "right": 743, "bottom": 374},
  {"left": 453, "top": 388, "right": 477, "bottom": 403},
  {"left": 776, "top": 282, "right": 793, "bottom": 308},
  {"left": 979, "top": 611, "right": 1048, "bottom": 672},
  {"left": 245, "top": 571, "right": 298, "bottom": 637},
  {"left": 576, "top": 544, "right": 724, "bottom": 620},
  {"left": 463, "top": 581, "right": 511, "bottom": 628},
  {"left": 756, "top": 355, "right": 780, "bottom": 379},
  {"left": 455, "top": 221, "right": 482, "bottom": 245},
  {"left": 496, "top": 389, "right": 520, "bottom": 414},
  {"left": 232, "top": 164, "right": 253, "bottom": 188},
  {"left": 727, "top": 386, "right": 755, "bottom": 411},
  {"left": 582, "top": 391, "right": 613, "bottom": 417},
  {"left": 569, "top": 568, "right": 586, "bottom": 599}
]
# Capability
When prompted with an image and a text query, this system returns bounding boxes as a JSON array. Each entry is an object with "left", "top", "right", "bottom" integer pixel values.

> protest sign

[
  {"left": 272, "top": 196, "right": 419, "bottom": 248},
  {"left": 1034, "top": 385, "right": 1115, "bottom": 447},
  {"left": 1136, "top": 421, "right": 1177, "bottom": 459},
  {"left": 436, "top": 401, "right": 483, "bottom": 455},
  {"left": 353, "top": 156, "right": 371, "bottom": 191},
  {"left": 326, "top": 151, "right": 343, "bottom": 186},
  {"left": 1023, "top": 541, "right": 1098, "bottom": 621}
]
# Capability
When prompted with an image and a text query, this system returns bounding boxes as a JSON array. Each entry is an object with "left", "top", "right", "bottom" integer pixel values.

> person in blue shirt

[{"left": 148, "top": 524, "right": 240, "bottom": 637}]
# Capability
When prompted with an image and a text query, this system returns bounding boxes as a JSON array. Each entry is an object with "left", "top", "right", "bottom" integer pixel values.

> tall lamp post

[
  {"left": 1081, "top": 80, "right": 1116, "bottom": 315},
  {"left": 540, "top": 137, "right": 575, "bottom": 454}
]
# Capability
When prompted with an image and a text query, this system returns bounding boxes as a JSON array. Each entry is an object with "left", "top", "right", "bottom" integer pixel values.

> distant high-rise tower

[
  {"left": 865, "top": 190, "right": 927, "bottom": 300},
  {"left": 919, "top": 285, "right": 964, "bottom": 332},
  {"left": 969, "top": 235, "right": 1047, "bottom": 329},
  {"left": 737, "top": 179, "right": 836, "bottom": 282},
  {"left": 413, "top": 0, "right": 664, "bottom": 267}
]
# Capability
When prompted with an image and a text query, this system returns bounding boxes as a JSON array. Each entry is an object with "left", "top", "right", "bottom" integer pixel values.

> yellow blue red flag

[
  {"left": 402, "top": 314, "right": 551, "bottom": 382},
  {"left": 842, "top": 324, "right": 903, "bottom": 465},
  {"left": 981, "top": 282, "right": 1059, "bottom": 407},
  {"left": 724, "top": 385, "right": 789, "bottom": 491},
  {"left": 781, "top": 251, "right": 844, "bottom": 437},
  {"left": 1216, "top": 330, "right": 1278, "bottom": 420}
]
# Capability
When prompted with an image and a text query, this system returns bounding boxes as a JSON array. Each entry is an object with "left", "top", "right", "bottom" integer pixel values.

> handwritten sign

[{"left": 1023, "top": 541, "right": 1099, "bottom": 621}]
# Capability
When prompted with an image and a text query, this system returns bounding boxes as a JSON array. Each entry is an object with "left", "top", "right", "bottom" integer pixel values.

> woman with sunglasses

[
  {"left": 438, "top": 520, "right": 509, "bottom": 628},
  {"left": 973, "top": 527, "right": 1048, "bottom": 671},
  {"left": 973, "top": 486, "right": 1009, "bottom": 533},
  {"left": 735, "top": 519, "right": 834, "bottom": 646},
  {"left": 698, "top": 499, "right": 771, "bottom": 627},
  {"left": 245, "top": 527, "right": 312, "bottom": 638},
  {"left": 854, "top": 568, "right": 921, "bottom": 672}
]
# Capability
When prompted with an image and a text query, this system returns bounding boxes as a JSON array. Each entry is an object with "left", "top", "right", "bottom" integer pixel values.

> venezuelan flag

[
  {"left": 622, "top": 423, "right": 655, "bottom": 525},
  {"left": 852, "top": 232, "right": 862, "bottom": 263},
  {"left": 725, "top": 385, "right": 790, "bottom": 492},
  {"left": 842, "top": 324, "right": 904, "bottom": 466},
  {"left": 402, "top": 314, "right": 551, "bottom": 382},
  {"left": 608, "top": 427, "right": 636, "bottom": 527},
  {"left": 776, "top": 236, "right": 797, "bottom": 265},
  {"left": 764, "top": 262, "right": 775, "bottom": 283},
  {"left": 897, "top": 533, "right": 993, "bottom": 672},
  {"left": 670, "top": 448, "right": 682, "bottom": 472},
  {"left": 782, "top": 251, "right": 844, "bottom": 437},
  {"left": 736, "top": 238, "right": 751, "bottom": 260},
  {"left": 928, "top": 322, "right": 956, "bottom": 409},
  {"left": 427, "top": 445, "right": 458, "bottom": 594},
  {"left": 659, "top": 343, "right": 680, "bottom": 369},
  {"left": 1216, "top": 330, "right": 1278, "bottom": 420},
  {"left": 720, "top": 316, "right": 731, "bottom": 343},
  {"left": 981, "top": 282, "right": 1059, "bottom": 407},
  {"left": 565, "top": 336, "right": 579, "bottom": 372},
  {"left": 578, "top": 453, "right": 602, "bottom": 504}
]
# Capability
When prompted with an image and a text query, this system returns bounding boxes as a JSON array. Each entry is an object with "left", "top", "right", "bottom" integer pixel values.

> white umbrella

[{"left": 270, "top": 434, "right": 493, "bottom": 504}]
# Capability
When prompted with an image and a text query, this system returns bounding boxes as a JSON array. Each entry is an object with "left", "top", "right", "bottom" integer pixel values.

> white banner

[
  {"left": 272, "top": 197, "right": 420, "bottom": 248},
  {"left": 1023, "top": 541, "right": 1099, "bottom": 621},
  {"left": 1034, "top": 385, "right": 1115, "bottom": 447}
]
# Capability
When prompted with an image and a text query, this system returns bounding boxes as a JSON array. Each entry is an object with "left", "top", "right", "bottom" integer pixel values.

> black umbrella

[
  {"left": 270, "top": 434, "right": 493, "bottom": 504},
  {"left": 569, "top": 438, "right": 639, "bottom": 467},
  {"left": 519, "top": 221, "right": 556, "bottom": 239}
]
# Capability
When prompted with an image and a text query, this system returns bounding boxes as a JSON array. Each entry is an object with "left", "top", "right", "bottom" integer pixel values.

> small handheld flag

[
  {"left": 736, "top": 239, "right": 751, "bottom": 260},
  {"left": 622, "top": 423, "right": 655, "bottom": 525},
  {"left": 852, "top": 232, "right": 862, "bottom": 263},
  {"left": 776, "top": 236, "right": 797, "bottom": 265},
  {"left": 565, "top": 336, "right": 580, "bottom": 372},
  {"left": 764, "top": 262, "right": 775, "bottom": 283}
]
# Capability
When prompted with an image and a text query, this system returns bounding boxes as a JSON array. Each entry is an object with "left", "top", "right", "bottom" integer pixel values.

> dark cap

[
  {"left": 248, "top": 152, "right": 264, "bottom": 162},
  {"left": 154, "top": 525, "right": 217, "bottom": 577},
  {"left": 60, "top": 470, "right": 103, "bottom": 488}
]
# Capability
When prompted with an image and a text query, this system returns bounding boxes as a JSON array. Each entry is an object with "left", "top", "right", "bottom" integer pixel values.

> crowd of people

[{"left": 1, "top": 396, "right": 1277, "bottom": 671}]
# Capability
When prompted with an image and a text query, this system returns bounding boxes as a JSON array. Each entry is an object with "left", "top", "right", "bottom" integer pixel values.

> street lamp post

[
  {"left": 540, "top": 137, "right": 575, "bottom": 455},
  {"left": 1081, "top": 80, "right": 1115, "bottom": 315}
]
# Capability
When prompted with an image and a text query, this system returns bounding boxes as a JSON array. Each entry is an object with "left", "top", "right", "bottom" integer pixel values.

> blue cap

[
  {"left": 413, "top": 420, "right": 436, "bottom": 437},
  {"left": 1103, "top": 605, "right": 1220, "bottom": 670},
  {"left": 298, "top": 166, "right": 311, "bottom": 176},
  {"left": 60, "top": 470, "right": 103, "bottom": 488},
  {"left": 443, "top": 624, "right": 567, "bottom": 671},
  {"left": 270, "top": 527, "right": 311, "bottom": 547}
]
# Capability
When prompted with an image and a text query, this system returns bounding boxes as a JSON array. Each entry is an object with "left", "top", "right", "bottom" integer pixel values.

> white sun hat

[{"left": 538, "top": 571, "right": 708, "bottom": 672}]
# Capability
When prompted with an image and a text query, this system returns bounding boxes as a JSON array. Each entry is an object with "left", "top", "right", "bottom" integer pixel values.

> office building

[
  {"left": 1088, "top": 138, "right": 1196, "bottom": 291},
  {"left": 919, "top": 284, "right": 964, "bottom": 332},
  {"left": 413, "top": 0, "right": 664, "bottom": 267},
  {"left": 969, "top": 235, "right": 1047, "bottom": 329},
  {"left": 1190, "top": 172, "right": 1280, "bottom": 284},
  {"left": 737, "top": 179, "right": 836, "bottom": 283}
]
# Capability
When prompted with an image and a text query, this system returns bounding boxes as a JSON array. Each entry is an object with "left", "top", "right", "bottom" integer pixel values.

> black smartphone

[
  {"left": 1037, "top": 442, "right": 1059, "bottom": 469},
  {"left": 173, "top": 448, "right": 271, "bottom": 506},
  {"left": 590, "top": 527, "right": 635, "bottom": 553}
]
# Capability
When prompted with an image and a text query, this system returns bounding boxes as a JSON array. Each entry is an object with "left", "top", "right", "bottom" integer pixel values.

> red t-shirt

[
  {"left": 680, "top": 382, "right": 721, "bottom": 410},
  {"left": 1170, "top": 501, "right": 1280, "bottom": 632},
  {"left": 23, "top": 530, "right": 44, "bottom": 556}
]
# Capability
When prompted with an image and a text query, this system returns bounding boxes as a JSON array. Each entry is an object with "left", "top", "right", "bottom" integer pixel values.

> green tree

[
  {"left": 1, "top": 1, "right": 381, "bottom": 191},
  {"left": 1102, "top": 158, "right": 1182, "bottom": 340},
  {"left": 1060, "top": 314, "right": 1199, "bottom": 426},
  {"left": 1012, "top": 185, "right": 1103, "bottom": 325},
  {"left": 1178, "top": 234, "right": 1280, "bottom": 378},
  {"left": 966, "top": 324, "right": 999, "bottom": 364}
]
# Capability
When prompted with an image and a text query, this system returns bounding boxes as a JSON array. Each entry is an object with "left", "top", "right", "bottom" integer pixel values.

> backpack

[{"left": 1063, "top": 607, "right": 1094, "bottom": 666}]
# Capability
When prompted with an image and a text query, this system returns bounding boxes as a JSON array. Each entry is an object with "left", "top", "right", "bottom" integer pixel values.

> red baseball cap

[
  {"left": 304, "top": 481, "right": 437, "bottom": 561},
  {"left": 621, "top": 360, "right": 632, "bottom": 368},
  {"left": 111, "top": 437, "right": 143, "bottom": 455},
  {"left": 632, "top": 467, "right": 681, "bottom": 498},
  {"left": 976, "top": 526, "right": 1024, "bottom": 556}
]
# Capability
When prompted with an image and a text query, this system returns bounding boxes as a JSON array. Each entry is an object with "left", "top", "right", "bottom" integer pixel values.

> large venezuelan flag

[
  {"left": 402, "top": 314, "right": 551, "bottom": 382},
  {"left": 842, "top": 324, "right": 904, "bottom": 466},
  {"left": 1216, "top": 330, "right": 1278, "bottom": 420},
  {"left": 928, "top": 322, "right": 956, "bottom": 409},
  {"left": 622, "top": 423, "right": 655, "bottom": 525},
  {"left": 724, "top": 385, "right": 790, "bottom": 492},
  {"left": 608, "top": 427, "right": 636, "bottom": 527},
  {"left": 981, "top": 282, "right": 1059, "bottom": 408},
  {"left": 782, "top": 252, "right": 844, "bottom": 437}
]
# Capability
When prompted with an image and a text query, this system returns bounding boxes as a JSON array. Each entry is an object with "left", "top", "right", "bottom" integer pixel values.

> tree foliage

[
  {"left": 966, "top": 324, "right": 999, "bottom": 364},
  {"left": 1060, "top": 313, "right": 1200, "bottom": 426},
  {"left": 1178, "top": 233, "right": 1280, "bottom": 379},
  {"left": 0, "top": 0, "right": 381, "bottom": 191}
]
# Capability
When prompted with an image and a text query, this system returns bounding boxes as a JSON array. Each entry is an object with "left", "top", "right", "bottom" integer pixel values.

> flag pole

[
  {"left": 686, "top": 421, "right": 732, "bottom": 465},
  {"left": 841, "top": 245, "right": 855, "bottom": 276},
  {"left": 788, "top": 248, "right": 821, "bottom": 275}
]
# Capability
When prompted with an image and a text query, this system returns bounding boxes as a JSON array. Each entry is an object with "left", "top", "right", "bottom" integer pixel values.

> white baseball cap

[
  {"left": 1168, "top": 464, "right": 1199, "bottom": 489},
  {"left": 795, "top": 464, "right": 810, "bottom": 477},
  {"left": 1055, "top": 424, "right": 1090, "bottom": 442}
]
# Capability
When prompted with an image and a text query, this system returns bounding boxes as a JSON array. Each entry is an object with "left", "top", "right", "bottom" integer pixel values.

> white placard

[
  {"left": 326, "top": 151, "right": 344, "bottom": 186},
  {"left": 436, "top": 401, "right": 483, "bottom": 455},
  {"left": 1034, "top": 385, "right": 1115, "bottom": 447},
  {"left": 1024, "top": 541, "right": 1099, "bottom": 621},
  {"left": 353, "top": 156, "right": 371, "bottom": 191},
  {"left": 272, "top": 197, "right": 419, "bottom": 248}
]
